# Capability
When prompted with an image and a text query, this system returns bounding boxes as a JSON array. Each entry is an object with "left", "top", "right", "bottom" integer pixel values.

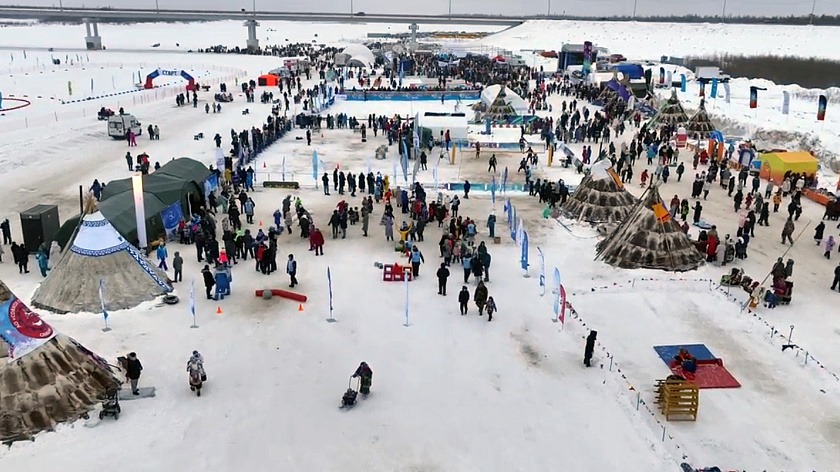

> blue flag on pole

[
  {"left": 413, "top": 113, "right": 420, "bottom": 150},
  {"left": 537, "top": 247, "right": 546, "bottom": 294},
  {"left": 521, "top": 231, "right": 529, "bottom": 271},
  {"left": 511, "top": 207, "right": 517, "bottom": 241},
  {"left": 504, "top": 199, "right": 511, "bottom": 227},
  {"left": 680, "top": 74, "right": 686, "bottom": 92},
  {"left": 491, "top": 174, "right": 497, "bottom": 204},
  {"left": 404, "top": 270, "right": 410, "bottom": 326},
  {"left": 189, "top": 280, "right": 195, "bottom": 318},
  {"left": 502, "top": 167, "right": 508, "bottom": 193},
  {"left": 553, "top": 268, "right": 561, "bottom": 322},
  {"left": 98, "top": 277, "right": 108, "bottom": 322},
  {"left": 328, "top": 266, "right": 333, "bottom": 313},
  {"left": 282, "top": 156, "right": 287, "bottom": 181},
  {"left": 401, "top": 140, "right": 409, "bottom": 183},
  {"left": 710, "top": 78, "right": 719, "bottom": 99},
  {"left": 312, "top": 150, "right": 319, "bottom": 183}
]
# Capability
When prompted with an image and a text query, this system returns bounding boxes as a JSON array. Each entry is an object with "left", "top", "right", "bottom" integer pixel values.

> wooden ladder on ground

[{"left": 655, "top": 379, "right": 699, "bottom": 421}]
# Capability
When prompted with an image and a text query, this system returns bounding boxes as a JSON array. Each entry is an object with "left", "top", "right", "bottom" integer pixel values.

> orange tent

[{"left": 258, "top": 74, "right": 279, "bottom": 87}]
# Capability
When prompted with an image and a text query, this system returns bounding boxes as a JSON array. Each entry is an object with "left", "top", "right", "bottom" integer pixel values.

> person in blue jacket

[
  {"left": 156, "top": 242, "right": 168, "bottom": 271},
  {"left": 408, "top": 246, "right": 425, "bottom": 277},
  {"left": 462, "top": 251, "right": 472, "bottom": 283}
]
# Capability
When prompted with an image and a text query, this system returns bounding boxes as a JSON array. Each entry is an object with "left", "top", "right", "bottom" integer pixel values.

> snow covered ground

[{"left": 0, "top": 18, "right": 840, "bottom": 472}]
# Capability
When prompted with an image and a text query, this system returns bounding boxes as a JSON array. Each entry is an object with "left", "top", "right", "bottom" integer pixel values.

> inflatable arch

[{"left": 144, "top": 69, "right": 195, "bottom": 90}]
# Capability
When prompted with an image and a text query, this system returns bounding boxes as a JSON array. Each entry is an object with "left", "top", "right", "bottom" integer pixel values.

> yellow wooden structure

[{"left": 655, "top": 379, "right": 699, "bottom": 421}]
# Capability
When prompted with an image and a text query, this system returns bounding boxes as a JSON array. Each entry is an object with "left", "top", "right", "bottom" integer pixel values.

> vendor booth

[{"left": 758, "top": 151, "right": 819, "bottom": 183}]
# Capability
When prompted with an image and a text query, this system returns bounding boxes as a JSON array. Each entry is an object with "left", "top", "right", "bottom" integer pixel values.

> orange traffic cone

[
  {"left": 298, "top": 304, "right": 304, "bottom": 312},
  {"left": 217, "top": 306, "right": 223, "bottom": 314}
]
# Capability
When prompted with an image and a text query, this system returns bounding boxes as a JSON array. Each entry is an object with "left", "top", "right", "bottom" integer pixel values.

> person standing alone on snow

[
  {"left": 485, "top": 296, "right": 497, "bottom": 321},
  {"left": 287, "top": 254, "right": 298, "bottom": 287},
  {"left": 436, "top": 263, "right": 450, "bottom": 295},
  {"left": 172, "top": 251, "right": 183, "bottom": 282},
  {"left": 458, "top": 286, "right": 470, "bottom": 315}
]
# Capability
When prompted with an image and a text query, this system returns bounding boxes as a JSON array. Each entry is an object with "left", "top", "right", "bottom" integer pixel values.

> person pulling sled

[
  {"left": 187, "top": 350, "right": 206, "bottom": 396},
  {"left": 352, "top": 361, "right": 373, "bottom": 395}
]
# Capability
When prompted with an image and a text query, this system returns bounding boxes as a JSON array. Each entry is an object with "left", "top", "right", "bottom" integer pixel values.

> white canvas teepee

[
  {"left": 0, "top": 279, "right": 121, "bottom": 442},
  {"left": 31, "top": 211, "right": 172, "bottom": 314}
]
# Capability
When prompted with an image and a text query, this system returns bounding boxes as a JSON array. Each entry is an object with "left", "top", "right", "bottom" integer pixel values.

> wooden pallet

[{"left": 655, "top": 379, "right": 699, "bottom": 421}]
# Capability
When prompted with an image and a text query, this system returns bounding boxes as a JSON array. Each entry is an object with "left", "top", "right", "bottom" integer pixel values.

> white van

[{"left": 108, "top": 114, "right": 142, "bottom": 139}]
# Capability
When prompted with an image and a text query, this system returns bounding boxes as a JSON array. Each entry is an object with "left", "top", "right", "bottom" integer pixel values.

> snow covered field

[{"left": 0, "top": 18, "right": 840, "bottom": 472}]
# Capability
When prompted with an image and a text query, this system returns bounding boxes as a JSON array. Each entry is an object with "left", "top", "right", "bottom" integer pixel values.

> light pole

[
  {"left": 633, "top": 0, "right": 638, "bottom": 18},
  {"left": 448, "top": 0, "right": 452, "bottom": 19},
  {"left": 351, "top": 0, "right": 354, "bottom": 15},
  {"left": 155, "top": 0, "right": 159, "bottom": 13},
  {"left": 547, "top": 0, "right": 551, "bottom": 17},
  {"left": 810, "top": 0, "right": 816, "bottom": 25},
  {"left": 722, "top": 0, "right": 727, "bottom": 19}
]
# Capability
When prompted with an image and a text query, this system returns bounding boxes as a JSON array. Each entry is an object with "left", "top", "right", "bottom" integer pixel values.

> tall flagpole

[{"left": 403, "top": 269, "right": 411, "bottom": 327}]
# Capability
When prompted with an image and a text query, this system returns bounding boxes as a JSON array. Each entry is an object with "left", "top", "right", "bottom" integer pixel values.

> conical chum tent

[
  {"left": 595, "top": 185, "right": 704, "bottom": 272},
  {"left": 564, "top": 160, "right": 638, "bottom": 224},
  {"left": 0, "top": 280, "right": 120, "bottom": 442},
  {"left": 651, "top": 90, "right": 689, "bottom": 126},
  {"left": 686, "top": 99, "right": 716, "bottom": 139},
  {"left": 32, "top": 211, "right": 172, "bottom": 314}
]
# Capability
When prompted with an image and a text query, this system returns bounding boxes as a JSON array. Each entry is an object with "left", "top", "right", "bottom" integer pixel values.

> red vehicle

[{"left": 609, "top": 54, "right": 627, "bottom": 63}]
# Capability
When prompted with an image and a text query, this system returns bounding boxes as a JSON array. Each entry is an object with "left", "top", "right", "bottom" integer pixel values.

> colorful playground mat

[{"left": 654, "top": 344, "right": 741, "bottom": 389}]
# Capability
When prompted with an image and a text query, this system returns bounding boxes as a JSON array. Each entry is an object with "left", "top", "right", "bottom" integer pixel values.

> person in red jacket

[
  {"left": 309, "top": 227, "right": 325, "bottom": 256},
  {"left": 706, "top": 233, "right": 719, "bottom": 263}
]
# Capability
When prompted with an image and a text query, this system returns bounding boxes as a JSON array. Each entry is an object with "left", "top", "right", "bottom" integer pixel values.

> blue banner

[
  {"left": 538, "top": 247, "right": 545, "bottom": 294},
  {"left": 99, "top": 277, "right": 109, "bottom": 323},
  {"left": 553, "top": 268, "right": 561, "bottom": 317},
  {"left": 401, "top": 140, "right": 409, "bottom": 183},
  {"left": 521, "top": 230, "right": 529, "bottom": 271},
  {"left": 511, "top": 207, "right": 517, "bottom": 242},
  {"left": 680, "top": 74, "right": 686, "bottom": 93},
  {"left": 0, "top": 291, "right": 55, "bottom": 360},
  {"left": 328, "top": 266, "right": 334, "bottom": 313},
  {"left": 710, "top": 78, "right": 718, "bottom": 99},
  {"left": 312, "top": 150, "right": 319, "bottom": 183},
  {"left": 491, "top": 174, "right": 497, "bottom": 205},
  {"left": 160, "top": 202, "right": 183, "bottom": 240},
  {"left": 502, "top": 167, "right": 508, "bottom": 193},
  {"left": 504, "top": 199, "right": 511, "bottom": 228}
]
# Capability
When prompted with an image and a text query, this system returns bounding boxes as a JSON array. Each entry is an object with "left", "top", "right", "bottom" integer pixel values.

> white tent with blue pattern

[{"left": 31, "top": 211, "right": 172, "bottom": 314}]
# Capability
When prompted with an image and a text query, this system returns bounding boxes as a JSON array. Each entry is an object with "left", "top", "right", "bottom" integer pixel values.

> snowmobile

[{"left": 340, "top": 376, "right": 360, "bottom": 409}]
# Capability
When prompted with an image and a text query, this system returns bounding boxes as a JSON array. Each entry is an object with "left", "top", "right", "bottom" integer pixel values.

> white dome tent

[{"left": 340, "top": 44, "right": 375, "bottom": 69}]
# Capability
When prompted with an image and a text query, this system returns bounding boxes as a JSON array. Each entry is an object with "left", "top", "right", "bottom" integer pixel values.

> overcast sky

[{"left": 30, "top": 0, "right": 838, "bottom": 17}]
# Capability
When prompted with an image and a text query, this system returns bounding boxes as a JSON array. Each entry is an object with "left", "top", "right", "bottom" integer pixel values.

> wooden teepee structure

[
  {"left": 686, "top": 99, "right": 717, "bottom": 139},
  {"left": 596, "top": 184, "right": 704, "bottom": 272},
  {"left": 651, "top": 90, "right": 689, "bottom": 127}
]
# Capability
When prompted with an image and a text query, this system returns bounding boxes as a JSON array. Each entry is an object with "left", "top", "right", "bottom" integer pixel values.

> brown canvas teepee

[
  {"left": 564, "top": 161, "right": 638, "bottom": 224},
  {"left": 0, "top": 280, "right": 120, "bottom": 442},
  {"left": 651, "top": 90, "right": 689, "bottom": 126},
  {"left": 596, "top": 185, "right": 704, "bottom": 272},
  {"left": 686, "top": 99, "right": 717, "bottom": 139}
]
